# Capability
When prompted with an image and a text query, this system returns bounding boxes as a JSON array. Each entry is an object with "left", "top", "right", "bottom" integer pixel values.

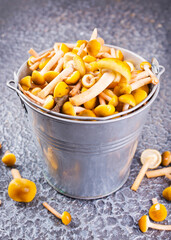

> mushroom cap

[
  {"left": 76, "top": 39, "right": 87, "bottom": 47},
  {"left": 43, "top": 95, "right": 55, "bottom": 110},
  {"left": 62, "top": 101, "right": 76, "bottom": 116},
  {"left": 83, "top": 55, "right": 96, "bottom": 63},
  {"left": 20, "top": 76, "right": 32, "bottom": 88},
  {"left": 97, "top": 58, "right": 131, "bottom": 82},
  {"left": 132, "top": 89, "right": 147, "bottom": 105},
  {"left": 124, "top": 60, "right": 135, "bottom": 72},
  {"left": 43, "top": 71, "right": 59, "bottom": 83},
  {"left": 109, "top": 95, "right": 119, "bottom": 107},
  {"left": 149, "top": 203, "right": 167, "bottom": 222},
  {"left": 60, "top": 43, "right": 70, "bottom": 54},
  {"left": 87, "top": 39, "right": 101, "bottom": 57},
  {"left": 78, "top": 109, "right": 96, "bottom": 117},
  {"left": 8, "top": 178, "right": 37, "bottom": 202},
  {"left": 65, "top": 71, "right": 80, "bottom": 84},
  {"left": 39, "top": 58, "right": 50, "bottom": 70},
  {"left": 2, "top": 152, "right": 16, "bottom": 167},
  {"left": 162, "top": 186, "right": 171, "bottom": 201},
  {"left": 73, "top": 55, "right": 86, "bottom": 76},
  {"left": 162, "top": 151, "right": 171, "bottom": 166},
  {"left": 27, "top": 56, "right": 35, "bottom": 67},
  {"left": 32, "top": 70, "right": 45, "bottom": 85},
  {"left": 94, "top": 105, "right": 115, "bottom": 117},
  {"left": 140, "top": 61, "right": 151, "bottom": 70},
  {"left": 141, "top": 149, "right": 162, "bottom": 169},
  {"left": 138, "top": 215, "right": 149, "bottom": 233},
  {"left": 119, "top": 94, "right": 136, "bottom": 107},
  {"left": 61, "top": 211, "right": 72, "bottom": 225},
  {"left": 54, "top": 82, "right": 70, "bottom": 98},
  {"left": 82, "top": 74, "right": 96, "bottom": 88}
]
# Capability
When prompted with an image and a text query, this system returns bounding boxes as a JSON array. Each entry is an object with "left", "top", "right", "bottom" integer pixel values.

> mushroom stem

[
  {"left": 40, "top": 50, "right": 64, "bottom": 76},
  {"left": 165, "top": 173, "right": 171, "bottom": 180},
  {"left": 144, "top": 65, "right": 159, "bottom": 84},
  {"left": 122, "top": 103, "right": 129, "bottom": 111},
  {"left": 69, "top": 80, "right": 82, "bottom": 97},
  {"left": 152, "top": 198, "right": 158, "bottom": 205},
  {"left": 70, "top": 72, "right": 115, "bottom": 106},
  {"left": 74, "top": 106, "right": 85, "bottom": 113},
  {"left": 43, "top": 202, "right": 62, "bottom": 219},
  {"left": 30, "top": 62, "right": 40, "bottom": 71},
  {"left": 38, "top": 66, "right": 74, "bottom": 99},
  {"left": 131, "top": 157, "right": 151, "bottom": 191},
  {"left": 148, "top": 219, "right": 171, "bottom": 231},
  {"left": 130, "top": 71, "right": 149, "bottom": 84},
  {"left": 130, "top": 77, "right": 152, "bottom": 91},
  {"left": 54, "top": 57, "right": 64, "bottom": 73},
  {"left": 146, "top": 167, "right": 171, "bottom": 178},
  {"left": 31, "top": 51, "right": 51, "bottom": 63},
  {"left": 11, "top": 169, "right": 21, "bottom": 179},
  {"left": 99, "top": 92, "right": 111, "bottom": 102},
  {"left": 77, "top": 43, "right": 86, "bottom": 56},
  {"left": 90, "top": 28, "right": 98, "bottom": 40},
  {"left": 28, "top": 48, "right": 39, "bottom": 57},
  {"left": 99, "top": 95, "right": 106, "bottom": 105}
]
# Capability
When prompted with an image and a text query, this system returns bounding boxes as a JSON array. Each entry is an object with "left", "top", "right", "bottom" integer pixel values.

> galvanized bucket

[{"left": 7, "top": 45, "right": 165, "bottom": 199}]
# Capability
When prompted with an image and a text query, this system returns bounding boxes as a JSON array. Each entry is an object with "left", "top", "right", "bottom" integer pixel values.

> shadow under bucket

[{"left": 7, "top": 45, "right": 164, "bottom": 199}]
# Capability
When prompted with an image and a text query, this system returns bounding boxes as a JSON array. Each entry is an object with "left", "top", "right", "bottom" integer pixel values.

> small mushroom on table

[
  {"left": 162, "top": 151, "right": 171, "bottom": 166},
  {"left": 163, "top": 186, "right": 171, "bottom": 201},
  {"left": 138, "top": 215, "right": 171, "bottom": 232},
  {"left": 146, "top": 166, "right": 171, "bottom": 179},
  {"left": 8, "top": 169, "right": 37, "bottom": 202},
  {"left": 43, "top": 202, "right": 71, "bottom": 225},
  {"left": 2, "top": 150, "right": 16, "bottom": 167},
  {"left": 131, "top": 149, "right": 161, "bottom": 191},
  {"left": 149, "top": 198, "right": 167, "bottom": 222}
]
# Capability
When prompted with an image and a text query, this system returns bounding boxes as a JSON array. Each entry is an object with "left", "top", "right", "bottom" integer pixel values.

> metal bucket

[{"left": 7, "top": 46, "right": 165, "bottom": 199}]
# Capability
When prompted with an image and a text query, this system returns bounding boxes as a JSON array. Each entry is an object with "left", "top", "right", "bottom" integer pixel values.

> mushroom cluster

[{"left": 19, "top": 28, "right": 159, "bottom": 118}]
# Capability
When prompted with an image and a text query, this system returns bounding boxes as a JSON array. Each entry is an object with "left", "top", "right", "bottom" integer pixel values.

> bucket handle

[{"left": 6, "top": 79, "right": 28, "bottom": 113}]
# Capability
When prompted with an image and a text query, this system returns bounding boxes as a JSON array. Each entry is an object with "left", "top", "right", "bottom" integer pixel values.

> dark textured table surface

[{"left": 0, "top": 0, "right": 171, "bottom": 239}]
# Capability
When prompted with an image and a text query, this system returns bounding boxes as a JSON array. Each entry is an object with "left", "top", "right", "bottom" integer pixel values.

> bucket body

[{"left": 12, "top": 46, "right": 161, "bottom": 199}]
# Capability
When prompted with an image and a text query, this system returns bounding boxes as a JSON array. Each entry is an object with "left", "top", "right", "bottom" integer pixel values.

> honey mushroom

[
  {"left": 8, "top": 169, "right": 37, "bottom": 202},
  {"left": 43, "top": 202, "right": 71, "bottom": 225},
  {"left": 162, "top": 151, "right": 171, "bottom": 166},
  {"left": 2, "top": 150, "right": 16, "bottom": 167},
  {"left": 140, "top": 62, "right": 159, "bottom": 85},
  {"left": 163, "top": 186, "right": 171, "bottom": 201},
  {"left": 131, "top": 149, "right": 162, "bottom": 191},
  {"left": 146, "top": 167, "right": 171, "bottom": 179},
  {"left": 138, "top": 215, "right": 171, "bottom": 233},
  {"left": 149, "top": 198, "right": 167, "bottom": 222}
]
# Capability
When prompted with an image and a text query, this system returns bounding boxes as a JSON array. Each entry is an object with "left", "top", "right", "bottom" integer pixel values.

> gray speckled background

[{"left": 0, "top": 0, "right": 171, "bottom": 239}]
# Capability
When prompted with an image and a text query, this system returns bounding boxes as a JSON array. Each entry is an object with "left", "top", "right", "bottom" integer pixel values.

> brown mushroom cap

[{"left": 141, "top": 149, "right": 161, "bottom": 169}]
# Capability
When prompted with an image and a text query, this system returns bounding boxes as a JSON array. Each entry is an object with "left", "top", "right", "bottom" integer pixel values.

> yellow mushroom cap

[
  {"left": 138, "top": 215, "right": 148, "bottom": 233},
  {"left": 149, "top": 203, "right": 167, "bottom": 222},
  {"left": 32, "top": 70, "right": 45, "bottom": 85},
  {"left": 109, "top": 95, "right": 118, "bottom": 107},
  {"left": 39, "top": 58, "right": 50, "bottom": 70},
  {"left": 119, "top": 94, "right": 136, "bottom": 107},
  {"left": 118, "top": 83, "right": 132, "bottom": 95},
  {"left": 162, "top": 186, "right": 171, "bottom": 201},
  {"left": 97, "top": 58, "right": 131, "bottom": 83},
  {"left": 61, "top": 211, "right": 72, "bottom": 225},
  {"left": 62, "top": 101, "right": 76, "bottom": 116},
  {"left": 139, "top": 85, "right": 150, "bottom": 94},
  {"left": 60, "top": 43, "right": 70, "bottom": 54},
  {"left": 94, "top": 105, "right": 115, "bottom": 117},
  {"left": 76, "top": 40, "right": 87, "bottom": 47},
  {"left": 20, "top": 76, "right": 32, "bottom": 88},
  {"left": 140, "top": 149, "right": 161, "bottom": 169},
  {"left": 30, "top": 87, "right": 42, "bottom": 96},
  {"left": 115, "top": 49, "right": 124, "bottom": 61},
  {"left": 78, "top": 109, "right": 96, "bottom": 117},
  {"left": 140, "top": 61, "right": 152, "bottom": 70},
  {"left": 132, "top": 89, "right": 147, "bottom": 105},
  {"left": 83, "top": 55, "right": 96, "bottom": 63},
  {"left": 2, "top": 151, "right": 16, "bottom": 167},
  {"left": 43, "top": 95, "right": 55, "bottom": 110},
  {"left": 8, "top": 178, "right": 37, "bottom": 202},
  {"left": 73, "top": 55, "right": 86, "bottom": 76},
  {"left": 87, "top": 39, "right": 101, "bottom": 57},
  {"left": 65, "top": 71, "right": 80, "bottom": 84},
  {"left": 44, "top": 71, "right": 59, "bottom": 83},
  {"left": 27, "top": 56, "right": 35, "bottom": 67},
  {"left": 54, "top": 82, "right": 70, "bottom": 98}
]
